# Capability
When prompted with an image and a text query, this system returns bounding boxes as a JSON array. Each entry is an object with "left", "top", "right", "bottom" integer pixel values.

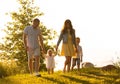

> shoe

[{"left": 36, "top": 74, "right": 41, "bottom": 77}]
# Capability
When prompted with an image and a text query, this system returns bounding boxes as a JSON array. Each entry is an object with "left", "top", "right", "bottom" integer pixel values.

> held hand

[
  {"left": 41, "top": 50, "right": 45, "bottom": 54},
  {"left": 56, "top": 46, "right": 58, "bottom": 51},
  {"left": 41, "top": 48, "right": 46, "bottom": 59},
  {"left": 80, "top": 59, "right": 82, "bottom": 62},
  {"left": 75, "top": 47, "right": 78, "bottom": 53},
  {"left": 25, "top": 46, "right": 29, "bottom": 51},
  {"left": 41, "top": 51, "right": 45, "bottom": 58},
  {"left": 42, "top": 47, "right": 46, "bottom": 54}
]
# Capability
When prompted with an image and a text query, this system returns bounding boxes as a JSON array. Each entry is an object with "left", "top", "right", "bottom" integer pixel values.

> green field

[{"left": 0, "top": 68, "right": 120, "bottom": 84}]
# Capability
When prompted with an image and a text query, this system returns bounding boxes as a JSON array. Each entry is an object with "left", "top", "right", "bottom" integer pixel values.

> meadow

[{"left": 0, "top": 68, "right": 120, "bottom": 84}]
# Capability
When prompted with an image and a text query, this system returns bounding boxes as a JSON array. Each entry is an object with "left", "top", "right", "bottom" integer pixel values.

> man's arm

[
  {"left": 39, "top": 31, "right": 45, "bottom": 53},
  {"left": 23, "top": 33, "right": 27, "bottom": 49}
]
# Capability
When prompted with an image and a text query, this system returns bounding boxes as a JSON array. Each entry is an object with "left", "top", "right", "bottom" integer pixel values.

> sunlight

[
  {"left": 39, "top": 0, "right": 120, "bottom": 67},
  {"left": 0, "top": 0, "right": 120, "bottom": 68},
  {"left": 54, "top": 55, "right": 65, "bottom": 71},
  {"left": 0, "top": 0, "right": 19, "bottom": 42}
]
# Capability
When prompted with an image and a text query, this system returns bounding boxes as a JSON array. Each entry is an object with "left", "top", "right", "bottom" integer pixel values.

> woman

[{"left": 56, "top": 19, "right": 77, "bottom": 72}]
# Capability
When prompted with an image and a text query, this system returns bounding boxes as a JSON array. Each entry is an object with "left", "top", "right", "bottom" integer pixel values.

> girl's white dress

[{"left": 46, "top": 55, "right": 55, "bottom": 69}]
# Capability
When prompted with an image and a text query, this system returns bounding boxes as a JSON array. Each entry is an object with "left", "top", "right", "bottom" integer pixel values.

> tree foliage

[{"left": 0, "top": 0, "right": 56, "bottom": 71}]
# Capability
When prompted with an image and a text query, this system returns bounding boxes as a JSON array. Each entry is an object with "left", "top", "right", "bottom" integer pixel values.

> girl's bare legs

[
  {"left": 51, "top": 68, "right": 54, "bottom": 74},
  {"left": 47, "top": 68, "right": 50, "bottom": 74}
]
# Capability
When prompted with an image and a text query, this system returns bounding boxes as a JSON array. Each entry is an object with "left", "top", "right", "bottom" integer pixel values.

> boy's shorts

[
  {"left": 27, "top": 48, "right": 40, "bottom": 59},
  {"left": 72, "top": 58, "right": 80, "bottom": 66}
]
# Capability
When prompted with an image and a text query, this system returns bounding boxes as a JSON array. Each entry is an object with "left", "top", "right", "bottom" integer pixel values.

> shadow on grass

[
  {"left": 103, "top": 79, "right": 120, "bottom": 84},
  {"left": 81, "top": 72, "right": 120, "bottom": 79},
  {"left": 42, "top": 77, "right": 65, "bottom": 84},
  {"left": 0, "top": 78, "right": 20, "bottom": 84},
  {"left": 80, "top": 72, "right": 120, "bottom": 84},
  {"left": 61, "top": 75, "right": 90, "bottom": 84},
  {"left": 80, "top": 73, "right": 104, "bottom": 80},
  {"left": 103, "top": 75, "right": 119, "bottom": 80}
]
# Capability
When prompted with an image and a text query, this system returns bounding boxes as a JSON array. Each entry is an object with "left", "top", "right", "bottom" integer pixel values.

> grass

[{"left": 0, "top": 68, "right": 120, "bottom": 84}]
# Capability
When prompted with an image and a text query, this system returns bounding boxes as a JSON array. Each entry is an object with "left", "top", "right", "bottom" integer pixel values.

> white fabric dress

[{"left": 46, "top": 55, "right": 55, "bottom": 69}]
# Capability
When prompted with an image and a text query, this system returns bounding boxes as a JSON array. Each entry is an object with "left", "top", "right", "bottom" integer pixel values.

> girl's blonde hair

[{"left": 47, "top": 49, "right": 53, "bottom": 54}]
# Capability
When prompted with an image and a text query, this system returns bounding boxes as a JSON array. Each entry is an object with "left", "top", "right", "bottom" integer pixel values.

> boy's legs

[
  {"left": 77, "top": 65, "right": 80, "bottom": 70},
  {"left": 77, "top": 58, "right": 80, "bottom": 70},
  {"left": 71, "top": 58, "right": 76, "bottom": 70}
]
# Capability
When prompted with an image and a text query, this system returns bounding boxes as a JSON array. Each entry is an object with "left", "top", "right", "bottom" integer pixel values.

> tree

[{"left": 0, "top": 0, "right": 56, "bottom": 72}]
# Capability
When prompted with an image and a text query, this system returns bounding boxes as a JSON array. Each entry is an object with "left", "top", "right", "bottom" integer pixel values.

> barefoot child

[
  {"left": 71, "top": 37, "right": 83, "bottom": 70},
  {"left": 44, "top": 49, "right": 56, "bottom": 74}
]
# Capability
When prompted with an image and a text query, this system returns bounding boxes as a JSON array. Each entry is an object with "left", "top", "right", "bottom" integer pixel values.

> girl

[
  {"left": 56, "top": 19, "right": 77, "bottom": 72},
  {"left": 45, "top": 49, "right": 56, "bottom": 74}
]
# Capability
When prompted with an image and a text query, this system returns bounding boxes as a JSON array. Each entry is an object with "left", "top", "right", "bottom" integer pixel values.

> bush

[
  {"left": 113, "top": 57, "right": 120, "bottom": 69},
  {"left": 0, "top": 59, "right": 20, "bottom": 78},
  {"left": 0, "top": 63, "right": 7, "bottom": 78},
  {"left": 0, "top": 58, "right": 47, "bottom": 78}
]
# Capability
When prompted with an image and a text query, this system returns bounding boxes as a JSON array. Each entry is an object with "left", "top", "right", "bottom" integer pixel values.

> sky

[{"left": 0, "top": 0, "right": 120, "bottom": 68}]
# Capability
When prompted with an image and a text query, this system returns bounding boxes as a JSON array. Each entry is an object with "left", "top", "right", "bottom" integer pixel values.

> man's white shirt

[{"left": 24, "top": 26, "right": 41, "bottom": 49}]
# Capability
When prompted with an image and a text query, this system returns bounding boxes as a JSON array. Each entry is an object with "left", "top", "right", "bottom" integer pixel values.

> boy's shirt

[{"left": 73, "top": 45, "right": 83, "bottom": 58}]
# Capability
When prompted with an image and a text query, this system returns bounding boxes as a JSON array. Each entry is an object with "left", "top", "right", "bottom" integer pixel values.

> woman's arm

[
  {"left": 54, "top": 51, "right": 57, "bottom": 56},
  {"left": 56, "top": 32, "right": 63, "bottom": 50},
  {"left": 73, "top": 30, "right": 77, "bottom": 52}
]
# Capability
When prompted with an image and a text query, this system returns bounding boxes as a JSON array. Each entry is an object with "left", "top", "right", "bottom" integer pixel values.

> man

[{"left": 23, "top": 18, "right": 45, "bottom": 77}]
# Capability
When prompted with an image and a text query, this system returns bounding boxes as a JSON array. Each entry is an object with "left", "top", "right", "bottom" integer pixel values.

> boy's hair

[
  {"left": 76, "top": 37, "right": 80, "bottom": 40},
  {"left": 76, "top": 37, "right": 80, "bottom": 43}
]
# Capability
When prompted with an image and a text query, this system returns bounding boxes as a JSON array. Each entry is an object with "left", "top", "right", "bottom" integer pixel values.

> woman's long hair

[{"left": 61, "top": 19, "right": 75, "bottom": 34}]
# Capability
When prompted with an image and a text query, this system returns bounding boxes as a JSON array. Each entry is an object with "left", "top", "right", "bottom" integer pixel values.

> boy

[{"left": 71, "top": 37, "right": 83, "bottom": 70}]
